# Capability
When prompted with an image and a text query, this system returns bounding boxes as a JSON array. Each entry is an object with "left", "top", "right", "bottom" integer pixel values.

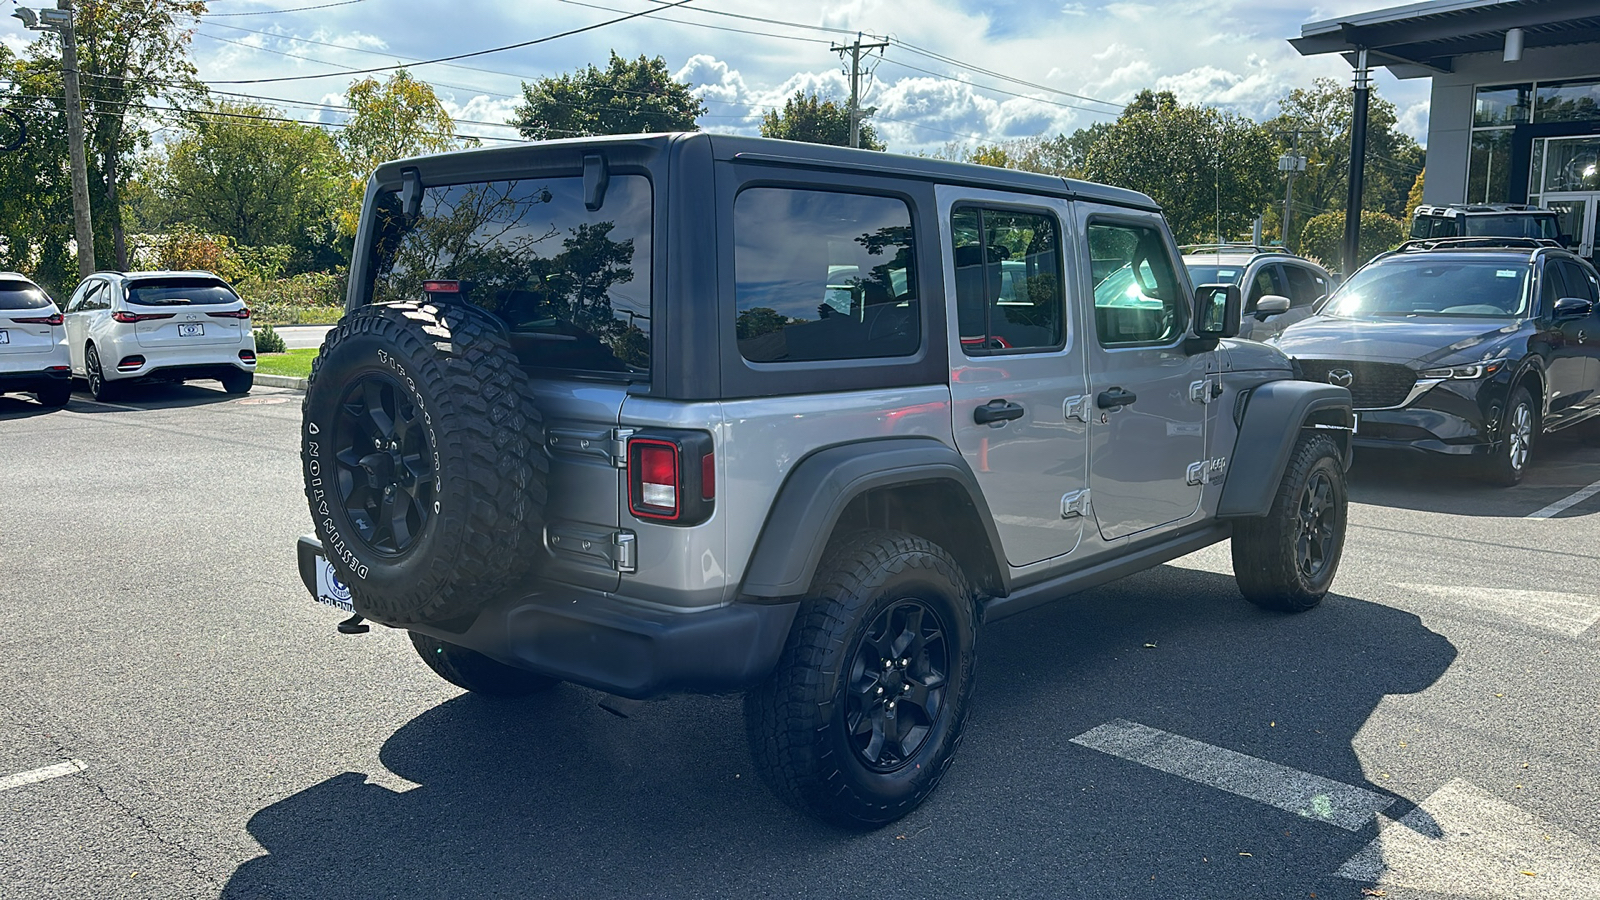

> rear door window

[
  {"left": 0, "top": 280, "right": 49, "bottom": 310},
  {"left": 951, "top": 206, "right": 1064, "bottom": 354},
  {"left": 366, "top": 174, "right": 653, "bottom": 376},
  {"left": 733, "top": 187, "right": 919, "bottom": 363}
]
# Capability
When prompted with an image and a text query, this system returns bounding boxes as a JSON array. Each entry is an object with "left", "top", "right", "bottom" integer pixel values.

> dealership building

[{"left": 1294, "top": 0, "right": 1600, "bottom": 260}]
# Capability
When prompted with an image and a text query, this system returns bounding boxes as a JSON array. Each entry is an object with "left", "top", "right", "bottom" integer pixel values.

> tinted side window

[
  {"left": 1282, "top": 264, "right": 1326, "bottom": 308},
  {"left": 734, "top": 188, "right": 919, "bottom": 363},
  {"left": 1246, "top": 264, "right": 1285, "bottom": 310},
  {"left": 1088, "top": 222, "right": 1186, "bottom": 346},
  {"left": 952, "top": 207, "right": 1064, "bottom": 354},
  {"left": 1557, "top": 260, "right": 1598, "bottom": 302},
  {"left": 1540, "top": 261, "right": 1569, "bottom": 312},
  {"left": 368, "top": 175, "right": 653, "bottom": 376},
  {"left": 65, "top": 282, "right": 93, "bottom": 313}
]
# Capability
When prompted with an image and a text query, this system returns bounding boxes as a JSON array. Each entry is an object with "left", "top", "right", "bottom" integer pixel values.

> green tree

[
  {"left": 337, "top": 69, "right": 459, "bottom": 233},
  {"left": 1297, "top": 209, "right": 1407, "bottom": 271},
  {"left": 759, "top": 91, "right": 884, "bottom": 150},
  {"left": 0, "top": 47, "right": 78, "bottom": 294},
  {"left": 1406, "top": 168, "right": 1426, "bottom": 217},
  {"left": 512, "top": 52, "right": 705, "bottom": 140},
  {"left": 1083, "top": 89, "right": 1277, "bottom": 244},
  {"left": 150, "top": 101, "right": 344, "bottom": 268}
]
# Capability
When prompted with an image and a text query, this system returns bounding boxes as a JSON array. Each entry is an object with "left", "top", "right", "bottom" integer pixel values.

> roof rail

[
  {"left": 1178, "top": 243, "right": 1292, "bottom": 255},
  {"left": 1393, "top": 237, "right": 1560, "bottom": 253}
]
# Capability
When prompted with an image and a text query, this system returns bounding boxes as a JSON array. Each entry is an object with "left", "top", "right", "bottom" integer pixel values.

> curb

[{"left": 255, "top": 374, "right": 307, "bottom": 391}]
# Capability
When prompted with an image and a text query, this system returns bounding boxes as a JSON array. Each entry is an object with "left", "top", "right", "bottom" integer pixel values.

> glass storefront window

[
  {"left": 1474, "top": 83, "right": 1532, "bottom": 126},
  {"left": 1540, "top": 136, "right": 1600, "bottom": 193},
  {"left": 1468, "top": 130, "right": 1514, "bottom": 203},
  {"left": 1534, "top": 78, "right": 1600, "bottom": 124}
]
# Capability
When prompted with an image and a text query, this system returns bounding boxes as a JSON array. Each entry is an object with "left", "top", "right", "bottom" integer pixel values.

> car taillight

[
  {"left": 11, "top": 313, "right": 63, "bottom": 325},
  {"left": 207, "top": 308, "right": 251, "bottom": 319},
  {"left": 423, "top": 280, "right": 460, "bottom": 294},
  {"left": 626, "top": 431, "right": 714, "bottom": 525},
  {"left": 112, "top": 311, "right": 175, "bottom": 323}
]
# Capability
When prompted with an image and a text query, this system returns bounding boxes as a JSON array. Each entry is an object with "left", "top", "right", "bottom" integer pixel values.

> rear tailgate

[
  {"left": 123, "top": 277, "right": 248, "bottom": 349},
  {"left": 0, "top": 313, "right": 60, "bottom": 358}
]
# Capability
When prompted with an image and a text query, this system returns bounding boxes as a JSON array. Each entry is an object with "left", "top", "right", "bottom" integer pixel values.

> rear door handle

[
  {"left": 1097, "top": 387, "right": 1137, "bottom": 409},
  {"left": 974, "top": 399, "right": 1025, "bottom": 425}
]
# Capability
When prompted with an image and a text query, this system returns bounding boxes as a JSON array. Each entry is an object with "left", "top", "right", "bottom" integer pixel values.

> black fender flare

[
  {"left": 739, "top": 437, "right": 1008, "bottom": 598},
  {"left": 1217, "top": 380, "right": 1354, "bottom": 519}
]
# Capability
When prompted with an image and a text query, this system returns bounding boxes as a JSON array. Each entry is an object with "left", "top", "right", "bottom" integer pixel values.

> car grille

[{"left": 1294, "top": 359, "right": 1417, "bottom": 409}]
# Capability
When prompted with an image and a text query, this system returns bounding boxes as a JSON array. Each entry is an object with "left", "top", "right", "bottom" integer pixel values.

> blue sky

[{"left": 1, "top": 0, "right": 1434, "bottom": 153}]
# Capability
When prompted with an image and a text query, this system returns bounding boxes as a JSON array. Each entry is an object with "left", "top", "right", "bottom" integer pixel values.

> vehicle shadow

[
  {"left": 66, "top": 381, "right": 243, "bottom": 412},
  {"left": 1348, "top": 420, "right": 1600, "bottom": 517},
  {"left": 226, "top": 565, "right": 1455, "bottom": 900},
  {"left": 0, "top": 394, "right": 64, "bottom": 420}
]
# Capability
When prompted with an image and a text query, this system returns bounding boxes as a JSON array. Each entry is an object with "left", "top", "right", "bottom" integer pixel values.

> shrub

[
  {"left": 1298, "top": 210, "right": 1407, "bottom": 273},
  {"left": 254, "top": 323, "right": 288, "bottom": 353}
]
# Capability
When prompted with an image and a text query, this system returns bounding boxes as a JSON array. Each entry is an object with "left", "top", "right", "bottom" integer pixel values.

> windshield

[
  {"left": 1463, "top": 214, "right": 1560, "bottom": 240},
  {"left": 1185, "top": 264, "right": 1245, "bottom": 286},
  {"left": 1322, "top": 258, "right": 1530, "bottom": 318},
  {"left": 0, "top": 279, "right": 51, "bottom": 310},
  {"left": 126, "top": 278, "right": 239, "bottom": 306}
]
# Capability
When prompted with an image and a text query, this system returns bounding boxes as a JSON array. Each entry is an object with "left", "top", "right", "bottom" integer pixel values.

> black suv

[{"left": 1274, "top": 237, "right": 1600, "bottom": 484}]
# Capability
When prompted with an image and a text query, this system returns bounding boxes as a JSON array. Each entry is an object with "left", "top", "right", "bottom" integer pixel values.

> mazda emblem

[{"left": 1327, "top": 368, "right": 1354, "bottom": 388}]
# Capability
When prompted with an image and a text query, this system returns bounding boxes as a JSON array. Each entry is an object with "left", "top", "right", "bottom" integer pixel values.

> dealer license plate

[
  {"left": 178, "top": 323, "right": 204, "bottom": 337},
  {"left": 312, "top": 554, "right": 355, "bottom": 612}
]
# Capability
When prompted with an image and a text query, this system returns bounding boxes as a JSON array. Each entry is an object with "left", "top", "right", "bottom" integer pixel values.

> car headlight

[{"left": 1420, "top": 360, "right": 1506, "bottom": 380}]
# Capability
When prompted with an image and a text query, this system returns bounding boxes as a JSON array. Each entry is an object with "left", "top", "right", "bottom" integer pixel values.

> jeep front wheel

[
  {"left": 301, "top": 302, "right": 547, "bottom": 624},
  {"left": 743, "top": 530, "right": 978, "bottom": 829},
  {"left": 1231, "top": 433, "right": 1347, "bottom": 612}
]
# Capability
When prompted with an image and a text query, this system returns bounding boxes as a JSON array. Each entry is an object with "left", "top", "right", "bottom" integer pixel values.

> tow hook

[{"left": 337, "top": 613, "right": 370, "bottom": 635}]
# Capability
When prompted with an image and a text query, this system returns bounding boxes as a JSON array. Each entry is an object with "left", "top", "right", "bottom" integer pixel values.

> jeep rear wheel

[
  {"left": 1231, "top": 433, "right": 1347, "bottom": 612},
  {"left": 301, "top": 302, "right": 546, "bottom": 624},
  {"left": 744, "top": 530, "right": 978, "bottom": 830}
]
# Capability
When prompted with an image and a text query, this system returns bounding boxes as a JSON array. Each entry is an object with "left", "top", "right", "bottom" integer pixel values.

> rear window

[
  {"left": 0, "top": 279, "right": 50, "bottom": 310},
  {"left": 126, "top": 278, "right": 238, "bottom": 306},
  {"left": 1462, "top": 214, "right": 1559, "bottom": 240},
  {"left": 733, "top": 187, "right": 919, "bottom": 364},
  {"left": 365, "top": 174, "right": 653, "bottom": 377}
]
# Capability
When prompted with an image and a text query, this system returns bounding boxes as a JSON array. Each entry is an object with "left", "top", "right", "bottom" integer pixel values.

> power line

[
  {"left": 557, "top": 0, "right": 830, "bottom": 45},
  {"left": 207, "top": 0, "right": 699, "bottom": 84},
  {"left": 874, "top": 55, "right": 1120, "bottom": 118},
  {"left": 202, "top": 0, "right": 372, "bottom": 16}
]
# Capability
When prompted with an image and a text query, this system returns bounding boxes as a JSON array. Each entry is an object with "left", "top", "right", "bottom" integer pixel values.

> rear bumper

[
  {"left": 296, "top": 535, "right": 797, "bottom": 699},
  {"left": 0, "top": 365, "right": 70, "bottom": 392}
]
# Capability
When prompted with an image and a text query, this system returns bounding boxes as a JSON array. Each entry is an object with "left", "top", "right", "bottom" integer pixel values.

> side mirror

[
  {"left": 1552, "top": 296, "right": 1594, "bottom": 321},
  {"left": 1193, "top": 282, "right": 1241, "bottom": 340},
  {"left": 1254, "top": 294, "right": 1291, "bottom": 319}
]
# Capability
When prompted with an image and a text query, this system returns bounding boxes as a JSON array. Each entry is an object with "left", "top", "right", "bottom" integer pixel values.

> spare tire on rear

[{"left": 301, "top": 301, "right": 547, "bottom": 624}]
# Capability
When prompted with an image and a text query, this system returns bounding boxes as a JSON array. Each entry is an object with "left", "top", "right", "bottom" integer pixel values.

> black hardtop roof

[{"left": 373, "top": 132, "right": 1162, "bottom": 213}]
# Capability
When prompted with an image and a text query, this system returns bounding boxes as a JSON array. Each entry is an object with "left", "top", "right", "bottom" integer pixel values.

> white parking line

[
  {"left": 0, "top": 759, "right": 87, "bottom": 793},
  {"left": 1070, "top": 719, "right": 1394, "bottom": 831},
  {"left": 1527, "top": 477, "right": 1600, "bottom": 519},
  {"left": 1394, "top": 583, "right": 1600, "bottom": 637},
  {"left": 69, "top": 397, "right": 145, "bottom": 413}
]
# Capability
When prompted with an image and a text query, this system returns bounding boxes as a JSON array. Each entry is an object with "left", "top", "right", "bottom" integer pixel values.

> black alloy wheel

[
  {"left": 86, "top": 344, "right": 114, "bottom": 401},
  {"left": 332, "top": 373, "right": 437, "bottom": 556},
  {"left": 845, "top": 599, "right": 950, "bottom": 772},
  {"left": 1294, "top": 469, "right": 1338, "bottom": 582}
]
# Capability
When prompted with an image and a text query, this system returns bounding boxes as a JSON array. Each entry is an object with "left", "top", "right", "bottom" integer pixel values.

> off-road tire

[
  {"left": 85, "top": 344, "right": 118, "bottom": 402},
  {"left": 744, "top": 529, "right": 978, "bottom": 830},
  {"left": 34, "top": 381, "right": 71, "bottom": 407},
  {"left": 220, "top": 370, "right": 253, "bottom": 395},
  {"left": 1232, "top": 433, "right": 1347, "bottom": 612},
  {"left": 1479, "top": 385, "right": 1535, "bottom": 487},
  {"left": 301, "top": 301, "right": 547, "bottom": 625},
  {"left": 408, "top": 632, "right": 558, "bottom": 697}
]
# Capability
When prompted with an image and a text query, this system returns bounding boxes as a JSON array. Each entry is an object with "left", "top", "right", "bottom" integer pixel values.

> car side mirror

[
  {"left": 1191, "top": 283, "right": 1241, "bottom": 346},
  {"left": 1552, "top": 296, "right": 1594, "bottom": 321},
  {"left": 1254, "top": 294, "right": 1291, "bottom": 319}
]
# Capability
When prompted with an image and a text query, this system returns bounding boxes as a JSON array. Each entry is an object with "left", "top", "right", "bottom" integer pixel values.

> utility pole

[
  {"left": 13, "top": 1, "right": 94, "bottom": 276},
  {"left": 832, "top": 32, "right": 887, "bottom": 149},
  {"left": 1274, "top": 126, "right": 1313, "bottom": 250}
]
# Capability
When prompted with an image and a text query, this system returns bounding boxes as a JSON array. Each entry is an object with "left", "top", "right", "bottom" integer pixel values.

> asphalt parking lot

[{"left": 2, "top": 384, "right": 1598, "bottom": 899}]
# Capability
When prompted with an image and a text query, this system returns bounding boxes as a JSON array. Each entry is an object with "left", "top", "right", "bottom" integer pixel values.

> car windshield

[
  {"left": 0, "top": 279, "right": 51, "bottom": 310},
  {"left": 126, "top": 278, "right": 239, "bottom": 306},
  {"left": 1185, "top": 264, "right": 1245, "bottom": 286},
  {"left": 1462, "top": 214, "right": 1560, "bottom": 240},
  {"left": 1322, "top": 257, "right": 1531, "bottom": 318}
]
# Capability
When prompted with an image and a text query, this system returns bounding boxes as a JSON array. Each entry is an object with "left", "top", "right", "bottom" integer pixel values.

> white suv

[
  {"left": 62, "top": 271, "right": 256, "bottom": 400},
  {"left": 0, "top": 272, "right": 72, "bottom": 407},
  {"left": 1181, "top": 245, "right": 1333, "bottom": 342}
]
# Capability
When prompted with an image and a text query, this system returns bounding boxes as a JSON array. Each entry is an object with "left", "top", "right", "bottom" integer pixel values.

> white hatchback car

[
  {"left": 62, "top": 270, "right": 256, "bottom": 400},
  {"left": 0, "top": 272, "right": 72, "bottom": 407}
]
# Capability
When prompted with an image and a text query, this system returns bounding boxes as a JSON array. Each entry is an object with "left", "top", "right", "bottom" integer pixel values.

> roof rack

[
  {"left": 1178, "top": 243, "right": 1293, "bottom": 255},
  {"left": 1393, "top": 236, "right": 1561, "bottom": 253}
]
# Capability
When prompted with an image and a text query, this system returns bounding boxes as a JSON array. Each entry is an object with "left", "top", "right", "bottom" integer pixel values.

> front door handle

[
  {"left": 1097, "top": 387, "right": 1137, "bottom": 409},
  {"left": 974, "top": 399, "right": 1025, "bottom": 425}
]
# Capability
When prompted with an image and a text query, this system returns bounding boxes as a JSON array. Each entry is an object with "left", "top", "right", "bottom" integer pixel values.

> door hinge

[
  {"left": 1061, "top": 489, "right": 1091, "bottom": 518},
  {"left": 1063, "top": 394, "right": 1091, "bottom": 422},
  {"left": 608, "top": 427, "right": 635, "bottom": 468},
  {"left": 1186, "top": 457, "right": 1227, "bottom": 485},
  {"left": 612, "top": 531, "right": 637, "bottom": 574},
  {"left": 1189, "top": 379, "right": 1222, "bottom": 404},
  {"left": 547, "top": 426, "right": 634, "bottom": 468},
  {"left": 547, "top": 522, "right": 637, "bottom": 574}
]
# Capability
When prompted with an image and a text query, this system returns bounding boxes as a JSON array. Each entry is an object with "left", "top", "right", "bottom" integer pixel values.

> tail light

[
  {"left": 423, "top": 280, "right": 460, "bottom": 294},
  {"left": 12, "top": 313, "right": 63, "bottom": 325},
  {"left": 207, "top": 307, "right": 252, "bottom": 319},
  {"left": 626, "top": 431, "right": 715, "bottom": 525},
  {"left": 112, "top": 311, "right": 174, "bottom": 323}
]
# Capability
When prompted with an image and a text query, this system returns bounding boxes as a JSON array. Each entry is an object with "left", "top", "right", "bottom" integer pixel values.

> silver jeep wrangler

[{"left": 295, "top": 134, "right": 1354, "bottom": 829}]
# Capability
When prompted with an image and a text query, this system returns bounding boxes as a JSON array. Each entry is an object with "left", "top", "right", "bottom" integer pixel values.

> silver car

[{"left": 1182, "top": 245, "right": 1333, "bottom": 342}]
